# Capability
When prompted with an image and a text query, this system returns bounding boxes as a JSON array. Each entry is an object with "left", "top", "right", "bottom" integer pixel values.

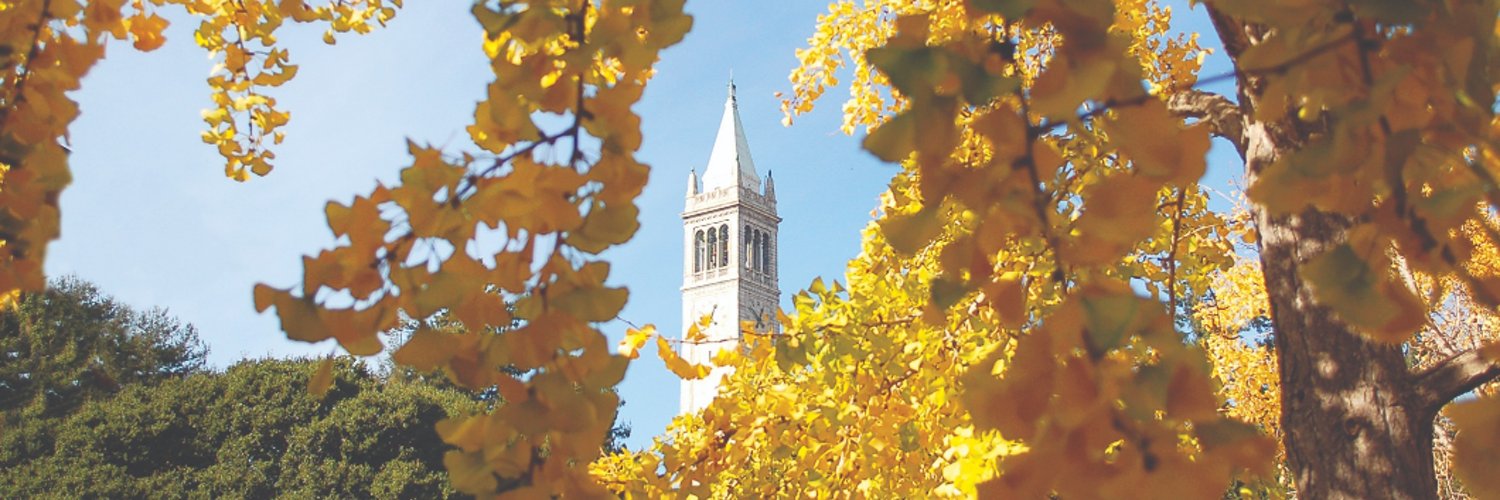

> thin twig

[
  {"left": 1034, "top": 32, "right": 1357, "bottom": 135},
  {"left": 455, "top": 125, "right": 583, "bottom": 201},
  {"left": 1018, "top": 95, "right": 1067, "bottom": 290},
  {"left": 1167, "top": 188, "right": 1187, "bottom": 318},
  {"left": 455, "top": 0, "right": 593, "bottom": 200}
]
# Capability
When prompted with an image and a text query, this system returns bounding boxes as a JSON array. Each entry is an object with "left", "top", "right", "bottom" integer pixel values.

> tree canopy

[
  {"left": 5, "top": 0, "right": 1500, "bottom": 498},
  {"left": 0, "top": 276, "right": 206, "bottom": 420},
  {"left": 0, "top": 279, "right": 633, "bottom": 498},
  {"left": 2, "top": 357, "right": 480, "bottom": 498}
]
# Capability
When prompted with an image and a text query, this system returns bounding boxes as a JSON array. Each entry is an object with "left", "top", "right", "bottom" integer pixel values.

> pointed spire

[
  {"left": 701, "top": 76, "right": 760, "bottom": 191},
  {"left": 764, "top": 170, "right": 775, "bottom": 200},
  {"left": 687, "top": 168, "right": 699, "bottom": 196}
]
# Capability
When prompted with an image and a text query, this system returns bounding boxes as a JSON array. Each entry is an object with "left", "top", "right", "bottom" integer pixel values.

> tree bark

[
  {"left": 1205, "top": 8, "right": 1442, "bottom": 499},
  {"left": 1246, "top": 128, "right": 1438, "bottom": 500},
  {"left": 1414, "top": 350, "right": 1500, "bottom": 413}
]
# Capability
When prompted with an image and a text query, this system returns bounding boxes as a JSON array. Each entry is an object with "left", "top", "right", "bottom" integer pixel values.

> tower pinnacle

[{"left": 701, "top": 78, "right": 759, "bottom": 191}]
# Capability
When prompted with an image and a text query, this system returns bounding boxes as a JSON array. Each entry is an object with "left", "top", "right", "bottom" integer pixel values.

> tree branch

[
  {"left": 1166, "top": 89, "right": 1245, "bottom": 159},
  {"left": 1413, "top": 348, "right": 1500, "bottom": 414}
]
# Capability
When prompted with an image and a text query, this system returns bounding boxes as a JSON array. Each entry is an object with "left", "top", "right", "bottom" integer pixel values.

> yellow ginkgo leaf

[
  {"left": 619, "top": 325, "right": 654, "bottom": 359},
  {"left": 308, "top": 357, "right": 334, "bottom": 399},
  {"left": 393, "top": 327, "right": 461, "bottom": 371},
  {"left": 880, "top": 205, "right": 944, "bottom": 256},
  {"left": 127, "top": 13, "right": 169, "bottom": 51},
  {"left": 443, "top": 450, "right": 499, "bottom": 495},
  {"left": 710, "top": 347, "right": 740, "bottom": 367},
  {"left": 657, "top": 336, "right": 711, "bottom": 380}
]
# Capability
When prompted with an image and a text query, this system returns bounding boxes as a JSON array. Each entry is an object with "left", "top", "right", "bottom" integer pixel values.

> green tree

[
  {"left": 0, "top": 276, "right": 206, "bottom": 420},
  {"left": 277, "top": 377, "right": 478, "bottom": 498},
  {"left": 0, "top": 358, "right": 479, "bottom": 498},
  {"left": 1, "top": 353, "right": 636, "bottom": 498}
]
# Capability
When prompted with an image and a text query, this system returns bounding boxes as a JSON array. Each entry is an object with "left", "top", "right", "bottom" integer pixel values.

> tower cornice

[{"left": 682, "top": 189, "right": 779, "bottom": 221}]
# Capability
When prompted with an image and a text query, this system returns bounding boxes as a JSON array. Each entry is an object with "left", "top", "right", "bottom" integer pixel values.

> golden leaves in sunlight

[
  {"left": 600, "top": 0, "right": 1298, "bottom": 497},
  {"left": 597, "top": 217, "right": 1018, "bottom": 496},
  {"left": 125, "top": 13, "right": 169, "bottom": 51},
  {"left": 776, "top": 0, "right": 1500, "bottom": 493},
  {"left": 964, "top": 286, "right": 1272, "bottom": 498},
  {"left": 829, "top": 3, "right": 1270, "bottom": 491},
  {"left": 617, "top": 325, "right": 652, "bottom": 360},
  {"left": 253, "top": 0, "right": 691, "bottom": 496},
  {"left": 189, "top": 0, "right": 400, "bottom": 181},
  {"left": 656, "top": 335, "right": 710, "bottom": 380},
  {"left": 0, "top": 1, "right": 99, "bottom": 309}
]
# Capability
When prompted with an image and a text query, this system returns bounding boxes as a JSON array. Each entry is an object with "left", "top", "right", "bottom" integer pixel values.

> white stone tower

[{"left": 680, "top": 80, "right": 781, "bottom": 414}]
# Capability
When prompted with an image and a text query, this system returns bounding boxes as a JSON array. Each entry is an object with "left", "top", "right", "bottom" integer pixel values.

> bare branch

[
  {"left": 1166, "top": 89, "right": 1245, "bottom": 159},
  {"left": 1413, "top": 348, "right": 1500, "bottom": 414}
]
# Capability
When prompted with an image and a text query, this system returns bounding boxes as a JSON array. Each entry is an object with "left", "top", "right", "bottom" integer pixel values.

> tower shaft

[{"left": 680, "top": 81, "right": 781, "bottom": 414}]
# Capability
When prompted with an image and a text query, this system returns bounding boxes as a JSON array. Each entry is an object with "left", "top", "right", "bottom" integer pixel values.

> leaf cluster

[{"left": 250, "top": 1, "right": 692, "bottom": 496}]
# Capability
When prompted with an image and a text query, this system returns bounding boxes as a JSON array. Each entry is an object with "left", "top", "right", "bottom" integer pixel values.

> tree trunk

[
  {"left": 1246, "top": 141, "right": 1437, "bottom": 499},
  {"left": 1207, "top": 8, "right": 1440, "bottom": 499}
]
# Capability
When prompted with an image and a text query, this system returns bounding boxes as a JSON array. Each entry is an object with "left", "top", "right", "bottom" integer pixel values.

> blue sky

[{"left": 51, "top": 1, "right": 1237, "bottom": 451}]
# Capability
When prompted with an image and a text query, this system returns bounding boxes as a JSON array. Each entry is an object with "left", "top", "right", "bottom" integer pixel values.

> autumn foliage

[
  {"left": 6, "top": 0, "right": 1500, "bottom": 498},
  {"left": 603, "top": 0, "right": 1500, "bottom": 497}
]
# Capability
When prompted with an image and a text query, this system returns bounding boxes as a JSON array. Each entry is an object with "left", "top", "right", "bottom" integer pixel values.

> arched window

[
  {"left": 719, "top": 225, "right": 729, "bottom": 270},
  {"left": 744, "top": 225, "right": 753, "bottom": 269},
  {"left": 707, "top": 228, "right": 718, "bottom": 269},
  {"left": 752, "top": 230, "right": 762, "bottom": 271},
  {"left": 694, "top": 230, "right": 704, "bottom": 272},
  {"left": 761, "top": 233, "right": 770, "bottom": 273}
]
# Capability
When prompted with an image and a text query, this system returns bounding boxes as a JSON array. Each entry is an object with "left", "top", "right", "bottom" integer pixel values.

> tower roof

[{"left": 700, "top": 80, "right": 761, "bottom": 191}]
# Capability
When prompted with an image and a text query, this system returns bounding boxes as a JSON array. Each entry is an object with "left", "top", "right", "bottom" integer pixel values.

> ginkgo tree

[
  {"left": 8, "top": 0, "right": 1500, "bottom": 498},
  {"left": 601, "top": 0, "right": 1500, "bottom": 498},
  {"left": 601, "top": 1, "right": 1272, "bottom": 497},
  {"left": 1197, "top": 224, "right": 1500, "bottom": 497},
  {"left": 853, "top": 0, "right": 1500, "bottom": 497}
]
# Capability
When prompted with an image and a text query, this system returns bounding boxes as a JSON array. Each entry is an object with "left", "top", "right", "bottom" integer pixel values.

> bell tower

[{"left": 680, "top": 80, "right": 781, "bottom": 414}]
